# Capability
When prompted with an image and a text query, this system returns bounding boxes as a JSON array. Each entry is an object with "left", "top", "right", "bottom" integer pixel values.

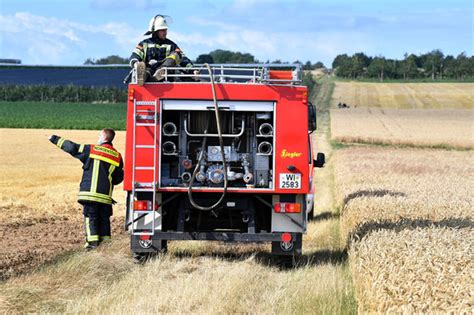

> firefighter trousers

[{"left": 83, "top": 202, "right": 112, "bottom": 247}]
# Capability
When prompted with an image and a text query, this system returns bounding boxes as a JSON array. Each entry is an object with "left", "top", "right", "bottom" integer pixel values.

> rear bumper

[
  {"left": 132, "top": 231, "right": 285, "bottom": 242},
  {"left": 131, "top": 231, "right": 303, "bottom": 255}
]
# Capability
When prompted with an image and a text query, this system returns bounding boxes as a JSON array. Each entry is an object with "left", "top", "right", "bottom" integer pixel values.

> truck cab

[{"left": 124, "top": 64, "right": 324, "bottom": 265}]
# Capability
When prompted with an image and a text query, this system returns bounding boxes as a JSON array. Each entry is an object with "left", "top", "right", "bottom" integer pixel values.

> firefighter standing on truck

[
  {"left": 49, "top": 129, "right": 124, "bottom": 250},
  {"left": 129, "top": 14, "right": 194, "bottom": 85}
]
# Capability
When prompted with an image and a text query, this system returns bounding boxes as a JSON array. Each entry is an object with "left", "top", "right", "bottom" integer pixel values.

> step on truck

[{"left": 124, "top": 64, "right": 325, "bottom": 265}]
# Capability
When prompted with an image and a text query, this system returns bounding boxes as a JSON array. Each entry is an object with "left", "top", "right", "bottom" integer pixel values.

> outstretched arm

[{"left": 49, "top": 135, "right": 89, "bottom": 162}]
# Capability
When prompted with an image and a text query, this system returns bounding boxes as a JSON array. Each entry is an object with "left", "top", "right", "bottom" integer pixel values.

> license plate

[{"left": 279, "top": 173, "right": 301, "bottom": 189}]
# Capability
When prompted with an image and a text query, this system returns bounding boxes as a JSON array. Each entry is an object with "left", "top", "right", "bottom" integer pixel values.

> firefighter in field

[
  {"left": 49, "top": 129, "right": 124, "bottom": 250},
  {"left": 129, "top": 14, "right": 194, "bottom": 85}
]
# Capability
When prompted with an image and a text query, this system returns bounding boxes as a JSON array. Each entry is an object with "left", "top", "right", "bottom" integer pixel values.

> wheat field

[
  {"left": 0, "top": 128, "right": 127, "bottom": 224},
  {"left": 331, "top": 108, "right": 474, "bottom": 149},
  {"left": 334, "top": 146, "right": 473, "bottom": 312},
  {"left": 331, "top": 82, "right": 474, "bottom": 109}
]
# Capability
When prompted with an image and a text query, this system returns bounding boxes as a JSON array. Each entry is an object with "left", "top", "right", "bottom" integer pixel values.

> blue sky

[{"left": 1, "top": 0, "right": 473, "bottom": 66}]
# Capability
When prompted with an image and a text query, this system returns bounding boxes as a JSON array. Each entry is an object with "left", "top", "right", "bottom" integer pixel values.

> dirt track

[{"left": 0, "top": 215, "right": 125, "bottom": 280}]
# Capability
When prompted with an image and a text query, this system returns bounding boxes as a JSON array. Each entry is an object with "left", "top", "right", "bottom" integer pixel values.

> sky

[{"left": 1, "top": 0, "right": 473, "bottom": 67}]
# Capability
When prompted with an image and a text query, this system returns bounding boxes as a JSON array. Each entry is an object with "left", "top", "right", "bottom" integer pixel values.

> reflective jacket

[
  {"left": 50, "top": 135, "right": 124, "bottom": 205},
  {"left": 129, "top": 36, "right": 192, "bottom": 71}
]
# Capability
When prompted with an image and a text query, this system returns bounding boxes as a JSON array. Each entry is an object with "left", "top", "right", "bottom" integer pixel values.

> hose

[{"left": 187, "top": 63, "right": 228, "bottom": 210}]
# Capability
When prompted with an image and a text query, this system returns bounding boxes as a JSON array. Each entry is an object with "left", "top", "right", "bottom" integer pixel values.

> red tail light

[
  {"left": 274, "top": 203, "right": 301, "bottom": 213},
  {"left": 269, "top": 70, "right": 293, "bottom": 80},
  {"left": 281, "top": 232, "right": 292, "bottom": 243},
  {"left": 134, "top": 200, "right": 151, "bottom": 211}
]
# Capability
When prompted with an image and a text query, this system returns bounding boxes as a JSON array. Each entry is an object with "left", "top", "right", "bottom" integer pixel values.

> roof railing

[{"left": 128, "top": 63, "right": 302, "bottom": 85}]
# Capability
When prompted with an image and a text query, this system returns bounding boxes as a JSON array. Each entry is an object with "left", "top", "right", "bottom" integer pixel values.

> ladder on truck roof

[{"left": 129, "top": 98, "right": 159, "bottom": 236}]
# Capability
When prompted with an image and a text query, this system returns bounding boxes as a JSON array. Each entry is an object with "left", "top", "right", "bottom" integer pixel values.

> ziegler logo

[{"left": 280, "top": 149, "right": 302, "bottom": 159}]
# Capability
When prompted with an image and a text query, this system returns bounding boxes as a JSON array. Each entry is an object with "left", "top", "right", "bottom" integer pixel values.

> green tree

[
  {"left": 421, "top": 50, "right": 444, "bottom": 80},
  {"left": 368, "top": 56, "right": 386, "bottom": 81},
  {"left": 209, "top": 49, "right": 256, "bottom": 63},
  {"left": 195, "top": 54, "right": 214, "bottom": 64},
  {"left": 351, "top": 52, "right": 371, "bottom": 79},
  {"left": 402, "top": 53, "right": 419, "bottom": 80},
  {"left": 454, "top": 52, "right": 471, "bottom": 81},
  {"left": 332, "top": 54, "right": 352, "bottom": 78},
  {"left": 313, "top": 61, "right": 325, "bottom": 68},
  {"left": 84, "top": 55, "right": 128, "bottom": 65}
]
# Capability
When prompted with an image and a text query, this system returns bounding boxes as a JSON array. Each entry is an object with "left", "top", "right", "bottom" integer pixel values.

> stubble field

[
  {"left": 331, "top": 82, "right": 473, "bottom": 109},
  {"left": 331, "top": 108, "right": 474, "bottom": 149}
]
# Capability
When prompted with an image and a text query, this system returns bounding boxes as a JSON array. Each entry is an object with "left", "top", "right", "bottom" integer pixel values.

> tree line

[
  {"left": 332, "top": 50, "right": 473, "bottom": 81},
  {"left": 83, "top": 50, "right": 325, "bottom": 70},
  {"left": 84, "top": 49, "right": 472, "bottom": 81}
]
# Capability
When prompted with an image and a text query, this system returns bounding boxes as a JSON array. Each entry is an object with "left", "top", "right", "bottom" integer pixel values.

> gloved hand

[
  {"left": 48, "top": 135, "right": 58, "bottom": 143},
  {"left": 148, "top": 59, "right": 158, "bottom": 66}
]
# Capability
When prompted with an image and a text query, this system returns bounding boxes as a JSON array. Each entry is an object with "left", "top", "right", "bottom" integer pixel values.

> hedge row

[{"left": 0, "top": 85, "right": 127, "bottom": 103}]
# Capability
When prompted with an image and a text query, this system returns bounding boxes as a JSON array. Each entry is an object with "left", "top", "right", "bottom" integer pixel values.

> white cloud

[
  {"left": 187, "top": 17, "right": 239, "bottom": 32},
  {"left": 230, "top": 0, "right": 275, "bottom": 11},
  {"left": 90, "top": 0, "right": 166, "bottom": 10},
  {"left": 0, "top": 12, "right": 143, "bottom": 64}
]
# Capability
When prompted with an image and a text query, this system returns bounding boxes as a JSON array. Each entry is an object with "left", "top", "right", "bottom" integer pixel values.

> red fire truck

[{"left": 124, "top": 64, "right": 325, "bottom": 265}]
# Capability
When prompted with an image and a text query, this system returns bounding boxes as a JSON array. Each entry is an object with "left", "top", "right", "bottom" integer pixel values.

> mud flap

[
  {"left": 131, "top": 235, "right": 167, "bottom": 254},
  {"left": 271, "top": 233, "right": 302, "bottom": 256}
]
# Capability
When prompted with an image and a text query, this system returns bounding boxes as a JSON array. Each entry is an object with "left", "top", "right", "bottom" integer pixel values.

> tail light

[
  {"left": 269, "top": 70, "right": 293, "bottom": 80},
  {"left": 133, "top": 200, "right": 158, "bottom": 211},
  {"left": 281, "top": 232, "right": 292, "bottom": 243},
  {"left": 274, "top": 203, "right": 301, "bottom": 213}
]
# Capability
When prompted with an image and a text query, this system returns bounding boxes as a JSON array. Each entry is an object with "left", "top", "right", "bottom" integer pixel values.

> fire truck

[{"left": 124, "top": 64, "right": 325, "bottom": 265}]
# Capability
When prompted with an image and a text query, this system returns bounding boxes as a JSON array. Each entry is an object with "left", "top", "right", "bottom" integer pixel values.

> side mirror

[
  {"left": 308, "top": 101, "right": 317, "bottom": 133},
  {"left": 313, "top": 152, "right": 325, "bottom": 168}
]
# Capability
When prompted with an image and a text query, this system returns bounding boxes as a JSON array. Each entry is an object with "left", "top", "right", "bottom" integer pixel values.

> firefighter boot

[
  {"left": 152, "top": 52, "right": 179, "bottom": 81},
  {"left": 84, "top": 241, "right": 99, "bottom": 251},
  {"left": 136, "top": 61, "right": 147, "bottom": 86}
]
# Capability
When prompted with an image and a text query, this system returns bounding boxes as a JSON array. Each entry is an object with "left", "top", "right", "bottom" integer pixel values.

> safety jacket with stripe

[
  {"left": 129, "top": 37, "right": 192, "bottom": 70},
  {"left": 50, "top": 135, "right": 124, "bottom": 205}
]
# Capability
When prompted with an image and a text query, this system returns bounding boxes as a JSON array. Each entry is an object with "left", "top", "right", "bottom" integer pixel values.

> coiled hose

[{"left": 187, "top": 63, "right": 228, "bottom": 210}]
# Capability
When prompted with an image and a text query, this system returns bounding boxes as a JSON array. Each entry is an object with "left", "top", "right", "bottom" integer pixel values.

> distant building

[{"left": 0, "top": 59, "right": 21, "bottom": 64}]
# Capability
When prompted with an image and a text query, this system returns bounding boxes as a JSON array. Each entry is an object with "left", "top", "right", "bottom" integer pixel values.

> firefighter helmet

[{"left": 144, "top": 15, "right": 169, "bottom": 35}]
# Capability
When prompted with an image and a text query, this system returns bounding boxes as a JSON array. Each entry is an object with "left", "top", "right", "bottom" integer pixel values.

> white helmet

[{"left": 144, "top": 15, "right": 169, "bottom": 35}]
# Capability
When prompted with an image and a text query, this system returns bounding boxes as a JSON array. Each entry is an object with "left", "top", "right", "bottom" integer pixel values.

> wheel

[{"left": 307, "top": 208, "right": 314, "bottom": 221}]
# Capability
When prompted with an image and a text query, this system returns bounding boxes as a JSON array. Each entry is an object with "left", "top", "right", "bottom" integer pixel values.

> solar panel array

[{"left": 0, "top": 66, "right": 130, "bottom": 88}]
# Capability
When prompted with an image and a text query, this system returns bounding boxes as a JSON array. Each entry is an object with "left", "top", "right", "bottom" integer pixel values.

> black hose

[{"left": 187, "top": 63, "right": 228, "bottom": 210}]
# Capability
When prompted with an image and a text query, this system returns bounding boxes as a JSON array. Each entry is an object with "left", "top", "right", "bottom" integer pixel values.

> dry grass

[
  {"left": 334, "top": 146, "right": 473, "bottom": 312},
  {"left": 0, "top": 128, "right": 126, "bottom": 224},
  {"left": 331, "top": 82, "right": 474, "bottom": 109},
  {"left": 0, "top": 227, "right": 356, "bottom": 314},
  {"left": 331, "top": 108, "right": 474, "bottom": 149}
]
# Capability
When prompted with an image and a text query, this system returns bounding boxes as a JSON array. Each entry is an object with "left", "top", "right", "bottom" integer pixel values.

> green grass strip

[{"left": 0, "top": 101, "right": 127, "bottom": 130}]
